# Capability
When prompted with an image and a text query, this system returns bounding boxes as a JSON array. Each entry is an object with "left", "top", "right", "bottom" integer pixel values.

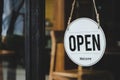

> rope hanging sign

[{"left": 64, "top": 0, "right": 106, "bottom": 66}]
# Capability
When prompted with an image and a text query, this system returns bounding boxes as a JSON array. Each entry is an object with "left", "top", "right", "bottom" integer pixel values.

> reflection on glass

[{"left": 0, "top": 0, "right": 25, "bottom": 80}]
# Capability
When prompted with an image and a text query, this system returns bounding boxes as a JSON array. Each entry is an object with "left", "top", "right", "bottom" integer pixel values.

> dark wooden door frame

[{"left": 25, "top": 0, "right": 45, "bottom": 80}]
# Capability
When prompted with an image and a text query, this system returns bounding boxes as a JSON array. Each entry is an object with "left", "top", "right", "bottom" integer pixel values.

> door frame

[{"left": 25, "top": 0, "right": 45, "bottom": 80}]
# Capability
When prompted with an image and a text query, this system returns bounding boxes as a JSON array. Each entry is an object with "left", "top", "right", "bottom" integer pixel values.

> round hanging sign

[{"left": 64, "top": 18, "right": 106, "bottom": 66}]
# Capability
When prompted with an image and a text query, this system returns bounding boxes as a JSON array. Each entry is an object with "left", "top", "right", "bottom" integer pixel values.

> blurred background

[{"left": 0, "top": 0, "right": 120, "bottom": 80}]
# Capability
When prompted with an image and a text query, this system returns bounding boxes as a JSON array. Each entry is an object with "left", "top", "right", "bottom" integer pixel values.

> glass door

[
  {"left": 0, "top": 0, "right": 45, "bottom": 80},
  {"left": 0, "top": 0, "right": 25, "bottom": 80}
]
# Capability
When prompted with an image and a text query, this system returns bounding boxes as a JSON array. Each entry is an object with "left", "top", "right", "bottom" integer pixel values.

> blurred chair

[
  {"left": 0, "top": 50, "right": 15, "bottom": 80},
  {"left": 49, "top": 30, "right": 114, "bottom": 80}
]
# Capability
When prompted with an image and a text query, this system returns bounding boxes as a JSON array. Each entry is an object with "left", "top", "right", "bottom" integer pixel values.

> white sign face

[{"left": 64, "top": 18, "right": 106, "bottom": 66}]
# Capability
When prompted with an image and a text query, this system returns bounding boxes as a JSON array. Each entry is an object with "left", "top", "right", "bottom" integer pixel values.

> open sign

[
  {"left": 64, "top": 18, "right": 106, "bottom": 66},
  {"left": 69, "top": 34, "right": 100, "bottom": 51}
]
